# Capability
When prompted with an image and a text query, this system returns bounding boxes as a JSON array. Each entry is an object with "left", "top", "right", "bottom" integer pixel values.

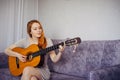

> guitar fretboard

[{"left": 32, "top": 42, "right": 64, "bottom": 57}]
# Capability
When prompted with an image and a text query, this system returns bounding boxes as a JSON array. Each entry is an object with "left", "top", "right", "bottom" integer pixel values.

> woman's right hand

[{"left": 16, "top": 53, "right": 27, "bottom": 62}]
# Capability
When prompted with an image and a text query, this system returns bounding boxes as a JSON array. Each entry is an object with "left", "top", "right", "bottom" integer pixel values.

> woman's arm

[
  {"left": 49, "top": 45, "right": 64, "bottom": 63},
  {"left": 5, "top": 44, "right": 19, "bottom": 57},
  {"left": 4, "top": 44, "right": 27, "bottom": 62}
]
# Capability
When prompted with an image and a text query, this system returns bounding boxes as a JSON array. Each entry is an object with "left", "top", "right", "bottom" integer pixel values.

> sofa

[{"left": 0, "top": 39, "right": 120, "bottom": 80}]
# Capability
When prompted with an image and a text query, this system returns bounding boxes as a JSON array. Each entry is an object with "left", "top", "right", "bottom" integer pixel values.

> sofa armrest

[
  {"left": 89, "top": 65, "right": 120, "bottom": 80},
  {"left": 0, "top": 52, "right": 8, "bottom": 68}
]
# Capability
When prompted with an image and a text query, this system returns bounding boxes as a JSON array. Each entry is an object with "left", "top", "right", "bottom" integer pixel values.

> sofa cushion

[
  {"left": 0, "top": 68, "right": 20, "bottom": 80},
  {"left": 89, "top": 64, "right": 120, "bottom": 80},
  {"left": 0, "top": 52, "right": 8, "bottom": 68},
  {"left": 50, "top": 72, "right": 86, "bottom": 80},
  {"left": 101, "top": 40, "right": 120, "bottom": 67}
]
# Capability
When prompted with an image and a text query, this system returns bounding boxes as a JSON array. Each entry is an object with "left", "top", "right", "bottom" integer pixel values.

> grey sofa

[{"left": 0, "top": 39, "right": 120, "bottom": 80}]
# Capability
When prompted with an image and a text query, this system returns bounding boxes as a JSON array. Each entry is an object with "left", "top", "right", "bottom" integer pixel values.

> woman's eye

[{"left": 33, "top": 28, "right": 37, "bottom": 30}]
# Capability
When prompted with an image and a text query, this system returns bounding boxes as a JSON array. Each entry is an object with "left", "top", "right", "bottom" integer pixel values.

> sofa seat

[
  {"left": 0, "top": 68, "right": 20, "bottom": 80},
  {"left": 50, "top": 72, "right": 86, "bottom": 80}
]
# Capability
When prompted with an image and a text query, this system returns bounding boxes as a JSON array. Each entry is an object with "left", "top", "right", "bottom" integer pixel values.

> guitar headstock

[{"left": 65, "top": 37, "right": 81, "bottom": 46}]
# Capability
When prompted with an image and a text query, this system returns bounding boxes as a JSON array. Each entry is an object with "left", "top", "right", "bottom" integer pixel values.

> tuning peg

[{"left": 72, "top": 44, "right": 78, "bottom": 53}]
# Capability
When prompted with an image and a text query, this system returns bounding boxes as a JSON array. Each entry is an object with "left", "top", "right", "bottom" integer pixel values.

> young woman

[{"left": 5, "top": 20, "right": 64, "bottom": 80}]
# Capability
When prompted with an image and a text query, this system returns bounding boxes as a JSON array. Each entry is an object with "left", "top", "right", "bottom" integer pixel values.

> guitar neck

[
  {"left": 32, "top": 42, "right": 64, "bottom": 57},
  {"left": 31, "top": 37, "right": 81, "bottom": 58}
]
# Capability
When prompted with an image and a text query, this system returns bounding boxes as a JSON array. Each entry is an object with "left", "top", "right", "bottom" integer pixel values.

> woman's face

[{"left": 30, "top": 22, "right": 42, "bottom": 38}]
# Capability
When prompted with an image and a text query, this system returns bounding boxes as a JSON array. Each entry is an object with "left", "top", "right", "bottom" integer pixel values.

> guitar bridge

[{"left": 27, "top": 55, "right": 33, "bottom": 61}]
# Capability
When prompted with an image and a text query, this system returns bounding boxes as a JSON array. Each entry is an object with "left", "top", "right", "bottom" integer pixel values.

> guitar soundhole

[{"left": 16, "top": 57, "right": 19, "bottom": 68}]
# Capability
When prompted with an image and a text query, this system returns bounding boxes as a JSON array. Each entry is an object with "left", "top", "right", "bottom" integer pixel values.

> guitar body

[{"left": 9, "top": 44, "right": 41, "bottom": 76}]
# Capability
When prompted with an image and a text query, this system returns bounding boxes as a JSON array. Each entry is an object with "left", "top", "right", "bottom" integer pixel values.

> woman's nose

[{"left": 38, "top": 29, "right": 42, "bottom": 32}]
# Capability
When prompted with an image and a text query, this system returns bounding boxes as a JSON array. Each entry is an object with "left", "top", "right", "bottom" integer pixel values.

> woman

[{"left": 5, "top": 20, "right": 64, "bottom": 80}]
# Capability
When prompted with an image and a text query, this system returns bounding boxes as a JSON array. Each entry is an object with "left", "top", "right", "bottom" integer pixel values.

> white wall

[{"left": 38, "top": 0, "right": 120, "bottom": 40}]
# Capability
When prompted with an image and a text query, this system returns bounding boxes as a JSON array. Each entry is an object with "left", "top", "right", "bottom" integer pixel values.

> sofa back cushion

[
  {"left": 0, "top": 52, "right": 8, "bottom": 68},
  {"left": 48, "top": 39, "right": 120, "bottom": 78},
  {"left": 101, "top": 40, "right": 120, "bottom": 67}
]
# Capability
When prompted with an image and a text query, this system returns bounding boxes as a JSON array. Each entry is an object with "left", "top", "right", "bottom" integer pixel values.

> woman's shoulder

[
  {"left": 14, "top": 38, "right": 29, "bottom": 47},
  {"left": 15, "top": 38, "right": 28, "bottom": 44},
  {"left": 46, "top": 37, "right": 51, "bottom": 41},
  {"left": 46, "top": 37, "right": 53, "bottom": 47}
]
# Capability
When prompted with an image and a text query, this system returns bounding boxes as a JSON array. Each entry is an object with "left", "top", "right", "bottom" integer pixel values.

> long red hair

[{"left": 27, "top": 20, "right": 47, "bottom": 49}]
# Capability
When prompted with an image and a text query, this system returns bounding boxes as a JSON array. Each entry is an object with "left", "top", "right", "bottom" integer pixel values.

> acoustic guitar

[{"left": 9, "top": 37, "right": 81, "bottom": 76}]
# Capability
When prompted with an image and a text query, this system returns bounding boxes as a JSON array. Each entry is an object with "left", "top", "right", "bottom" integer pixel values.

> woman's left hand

[{"left": 58, "top": 45, "right": 65, "bottom": 52}]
